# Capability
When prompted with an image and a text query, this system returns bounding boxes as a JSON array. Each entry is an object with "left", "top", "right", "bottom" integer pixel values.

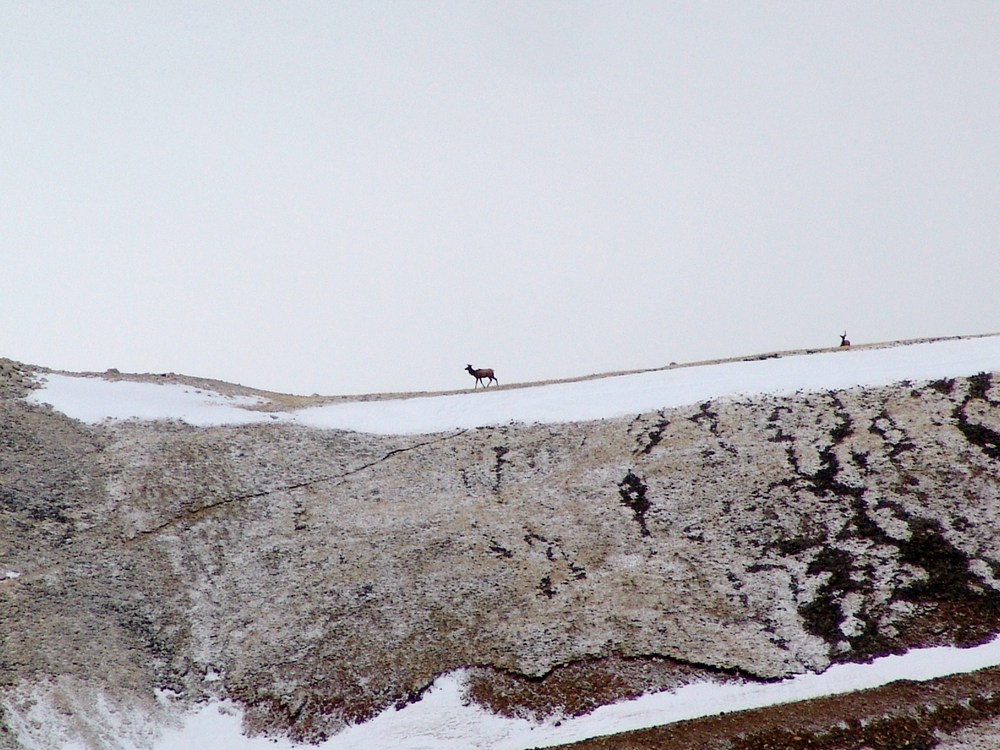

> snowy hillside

[
  {"left": 5, "top": 334, "right": 1000, "bottom": 750},
  {"left": 27, "top": 335, "right": 1000, "bottom": 434}
]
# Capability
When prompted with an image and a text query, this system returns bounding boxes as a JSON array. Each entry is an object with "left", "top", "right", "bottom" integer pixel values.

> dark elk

[
  {"left": 840, "top": 332, "right": 851, "bottom": 347},
  {"left": 465, "top": 365, "right": 498, "bottom": 388}
]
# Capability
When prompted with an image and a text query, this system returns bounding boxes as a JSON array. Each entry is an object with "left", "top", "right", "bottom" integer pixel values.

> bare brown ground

[
  {"left": 466, "top": 655, "right": 742, "bottom": 723},
  {"left": 546, "top": 667, "right": 1000, "bottom": 750}
]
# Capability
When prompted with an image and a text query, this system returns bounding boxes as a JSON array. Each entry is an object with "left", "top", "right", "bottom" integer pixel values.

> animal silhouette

[{"left": 465, "top": 365, "right": 497, "bottom": 388}]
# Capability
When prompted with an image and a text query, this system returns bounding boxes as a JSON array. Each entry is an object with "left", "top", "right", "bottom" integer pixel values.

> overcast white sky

[{"left": 3, "top": 2, "right": 998, "bottom": 395}]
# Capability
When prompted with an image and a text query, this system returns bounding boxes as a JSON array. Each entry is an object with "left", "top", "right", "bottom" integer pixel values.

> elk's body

[
  {"left": 840, "top": 332, "right": 851, "bottom": 347},
  {"left": 465, "top": 364, "right": 497, "bottom": 388}
]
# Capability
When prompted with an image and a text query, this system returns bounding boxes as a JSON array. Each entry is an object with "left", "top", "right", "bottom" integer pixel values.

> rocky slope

[{"left": 1, "top": 346, "right": 999, "bottom": 748}]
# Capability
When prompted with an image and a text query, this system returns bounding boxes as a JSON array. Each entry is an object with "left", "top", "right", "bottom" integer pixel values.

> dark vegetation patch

[
  {"left": 868, "top": 409, "right": 917, "bottom": 460},
  {"left": 775, "top": 379, "right": 1000, "bottom": 660},
  {"left": 493, "top": 445, "right": 510, "bottom": 491},
  {"left": 809, "top": 446, "right": 861, "bottom": 499},
  {"left": 776, "top": 535, "right": 824, "bottom": 557},
  {"left": 538, "top": 575, "right": 557, "bottom": 599},
  {"left": 954, "top": 414, "right": 1000, "bottom": 459},
  {"left": 806, "top": 398, "right": 859, "bottom": 499},
  {"left": 617, "top": 471, "right": 651, "bottom": 537},
  {"left": 689, "top": 401, "right": 738, "bottom": 455},
  {"left": 770, "top": 396, "right": 860, "bottom": 500},
  {"left": 798, "top": 547, "right": 860, "bottom": 646},
  {"left": 797, "top": 499, "right": 1000, "bottom": 658},
  {"left": 827, "top": 397, "right": 853, "bottom": 444},
  {"left": 689, "top": 402, "right": 721, "bottom": 434},
  {"left": 488, "top": 538, "right": 514, "bottom": 558},
  {"left": 636, "top": 413, "right": 670, "bottom": 455},
  {"left": 928, "top": 377, "right": 955, "bottom": 395},
  {"left": 523, "top": 532, "right": 588, "bottom": 588},
  {"left": 894, "top": 518, "right": 1000, "bottom": 648},
  {"left": 966, "top": 371, "right": 994, "bottom": 402},
  {"left": 765, "top": 405, "right": 795, "bottom": 444},
  {"left": 952, "top": 372, "right": 1000, "bottom": 460}
]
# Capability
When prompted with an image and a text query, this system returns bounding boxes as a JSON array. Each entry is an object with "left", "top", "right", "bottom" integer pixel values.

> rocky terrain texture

[{"left": 1, "top": 347, "right": 999, "bottom": 748}]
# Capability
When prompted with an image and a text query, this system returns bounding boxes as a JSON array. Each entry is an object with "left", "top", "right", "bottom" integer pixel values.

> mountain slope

[{"left": 2, "top": 336, "right": 1000, "bottom": 749}]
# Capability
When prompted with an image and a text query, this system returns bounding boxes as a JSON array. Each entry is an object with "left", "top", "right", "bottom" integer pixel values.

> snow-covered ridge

[{"left": 25, "top": 336, "right": 1000, "bottom": 435}]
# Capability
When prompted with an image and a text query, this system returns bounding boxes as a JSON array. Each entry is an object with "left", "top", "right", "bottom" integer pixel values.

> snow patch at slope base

[
  {"left": 1, "top": 677, "right": 178, "bottom": 750},
  {"left": 316, "top": 634, "right": 1000, "bottom": 750},
  {"left": 9, "top": 636, "right": 998, "bottom": 750}
]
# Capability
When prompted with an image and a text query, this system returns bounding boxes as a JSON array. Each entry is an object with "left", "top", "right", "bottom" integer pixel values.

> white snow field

[
  {"left": 27, "top": 335, "right": 1000, "bottom": 435},
  {"left": 17, "top": 333, "right": 1000, "bottom": 749}
]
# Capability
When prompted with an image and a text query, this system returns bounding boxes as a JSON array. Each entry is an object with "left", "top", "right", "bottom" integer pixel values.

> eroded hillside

[{"left": 1, "top": 356, "right": 1000, "bottom": 747}]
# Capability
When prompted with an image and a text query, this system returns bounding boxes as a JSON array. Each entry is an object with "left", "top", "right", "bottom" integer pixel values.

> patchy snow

[
  {"left": 25, "top": 378, "right": 273, "bottom": 427},
  {"left": 14, "top": 335, "right": 1000, "bottom": 748},
  {"left": 151, "top": 700, "right": 275, "bottom": 750},
  {"left": 26, "top": 336, "right": 1000, "bottom": 435},
  {"left": 2, "top": 678, "right": 177, "bottom": 750},
  {"left": 139, "top": 635, "right": 1000, "bottom": 750}
]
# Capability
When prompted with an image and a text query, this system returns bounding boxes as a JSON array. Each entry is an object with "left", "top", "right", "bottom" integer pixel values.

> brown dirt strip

[{"left": 546, "top": 666, "right": 1000, "bottom": 750}]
